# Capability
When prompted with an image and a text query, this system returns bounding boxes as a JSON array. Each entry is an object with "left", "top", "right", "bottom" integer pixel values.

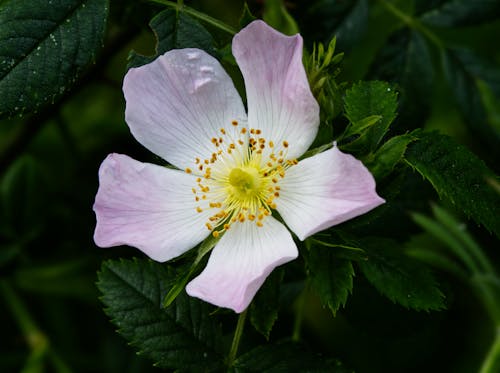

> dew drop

[
  {"left": 186, "top": 51, "right": 200, "bottom": 60},
  {"left": 200, "top": 65, "right": 213, "bottom": 73},
  {"left": 193, "top": 77, "right": 211, "bottom": 90}
]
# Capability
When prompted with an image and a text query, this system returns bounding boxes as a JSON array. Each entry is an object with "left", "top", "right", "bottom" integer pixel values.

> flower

[{"left": 93, "top": 20, "right": 384, "bottom": 313}]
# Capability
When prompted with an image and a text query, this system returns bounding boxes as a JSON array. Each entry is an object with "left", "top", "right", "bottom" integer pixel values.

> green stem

[
  {"left": 480, "top": 326, "right": 500, "bottom": 373},
  {"left": 227, "top": 309, "right": 248, "bottom": 367},
  {"left": 292, "top": 286, "right": 307, "bottom": 342},
  {"left": 148, "top": 0, "right": 237, "bottom": 35},
  {"left": 377, "top": 0, "right": 444, "bottom": 49},
  {"left": 1, "top": 280, "right": 49, "bottom": 358}
]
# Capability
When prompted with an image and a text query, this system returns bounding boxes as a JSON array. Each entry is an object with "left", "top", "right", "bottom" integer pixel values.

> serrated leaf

[
  {"left": 232, "top": 341, "right": 350, "bottom": 372},
  {"left": 0, "top": 0, "right": 108, "bottom": 118},
  {"left": 420, "top": 0, "right": 500, "bottom": 27},
  {"left": 305, "top": 245, "right": 354, "bottom": 316},
  {"left": 97, "top": 259, "right": 224, "bottom": 371},
  {"left": 405, "top": 132, "right": 500, "bottom": 237},
  {"left": 367, "top": 133, "right": 417, "bottom": 179},
  {"left": 128, "top": 9, "right": 217, "bottom": 68},
  {"left": 356, "top": 238, "right": 446, "bottom": 311},
  {"left": 250, "top": 269, "right": 283, "bottom": 340},
  {"left": 343, "top": 81, "right": 398, "bottom": 152}
]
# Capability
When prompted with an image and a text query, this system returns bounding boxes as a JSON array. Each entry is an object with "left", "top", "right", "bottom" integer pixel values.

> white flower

[{"left": 93, "top": 20, "right": 384, "bottom": 313}]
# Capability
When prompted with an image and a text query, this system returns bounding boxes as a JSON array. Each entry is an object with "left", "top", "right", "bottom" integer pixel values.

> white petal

[
  {"left": 232, "top": 20, "right": 319, "bottom": 159},
  {"left": 123, "top": 49, "right": 247, "bottom": 171},
  {"left": 93, "top": 153, "right": 213, "bottom": 262},
  {"left": 277, "top": 146, "right": 385, "bottom": 240},
  {"left": 186, "top": 217, "right": 298, "bottom": 313}
]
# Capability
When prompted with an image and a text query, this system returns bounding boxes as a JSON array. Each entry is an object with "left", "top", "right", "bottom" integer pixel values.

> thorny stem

[
  {"left": 227, "top": 309, "right": 248, "bottom": 367},
  {"left": 148, "top": 0, "right": 237, "bottom": 35},
  {"left": 480, "top": 326, "right": 500, "bottom": 373},
  {"left": 377, "top": 0, "right": 444, "bottom": 49}
]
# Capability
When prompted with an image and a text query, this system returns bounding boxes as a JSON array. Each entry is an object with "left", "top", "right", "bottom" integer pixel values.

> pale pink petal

[
  {"left": 186, "top": 217, "right": 297, "bottom": 313},
  {"left": 93, "top": 153, "right": 213, "bottom": 262},
  {"left": 232, "top": 20, "right": 319, "bottom": 159},
  {"left": 276, "top": 146, "right": 385, "bottom": 240},
  {"left": 123, "top": 49, "right": 247, "bottom": 172}
]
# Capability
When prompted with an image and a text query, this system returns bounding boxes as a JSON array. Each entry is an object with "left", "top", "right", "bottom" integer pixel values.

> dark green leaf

[
  {"left": 343, "top": 81, "right": 398, "bottom": 152},
  {"left": 420, "top": 0, "right": 500, "bottom": 27},
  {"left": 263, "top": 0, "right": 299, "bottom": 35},
  {"left": 1, "top": 156, "right": 47, "bottom": 239},
  {"left": 367, "top": 133, "right": 417, "bottom": 179},
  {"left": 97, "top": 258, "right": 224, "bottom": 371},
  {"left": 250, "top": 269, "right": 283, "bottom": 340},
  {"left": 305, "top": 245, "right": 354, "bottom": 315},
  {"left": 239, "top": 3, "right": 257, "bottom": 29},
  {"left": 441, "top": 48, "right": 500, "bottom": 146},
  {"left": 369, "top": 30, "right": 434, "bottom": 130},
  {"left": 405, "top": 132, "right": 500, "bottom": 237},
  {"left": 128, "top": 9, "right": 217, "bottom": 68},
  {"left": 298, "top": 0, "right": 368, "bottom": 52},
  {"left": 0, "top": 0, "right": 108, "bottom": 118},
  {"left": 232, "top": 341, "right": 350, "bottom": 372},
  {"left": 356, "top": 238, "right": 446, "bottom": 311}
]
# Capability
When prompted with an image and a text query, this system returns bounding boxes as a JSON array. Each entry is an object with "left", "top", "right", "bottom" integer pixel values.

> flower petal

[
  {"left": 232, "top": 20, "right": 319, "bottom": 159},
  {"left": 123, "top": 49, "right": 247, "bottom": 171},
  {"left": 93, "top": 153, "right": 212, "bottom": 262},
  {"left": 276, "top": 146, "right": 385, "bottom": 240},
  {"left": 185, "top": 217, "right": 297, "bottom": 313}
]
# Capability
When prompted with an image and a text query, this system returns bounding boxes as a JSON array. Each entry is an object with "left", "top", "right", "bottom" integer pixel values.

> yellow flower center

[{"left": 187, "top": 120, "right": 297, "bottom": 237}]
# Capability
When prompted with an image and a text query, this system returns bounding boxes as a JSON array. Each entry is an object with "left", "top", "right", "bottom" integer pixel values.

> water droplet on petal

[
  {"left": 194, "top": 77, "right": 211, "bottom": 90},
  {"left": 186, "top": 51, "right": 200, "bottom": 60},
  {"left": 200, "top": 65, "right": 214, "bottom": 73}
]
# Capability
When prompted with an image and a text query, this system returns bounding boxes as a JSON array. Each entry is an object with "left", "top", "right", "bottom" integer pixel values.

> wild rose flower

[{"left": 93, "top": 20, "right": 384, "bottom": 313}]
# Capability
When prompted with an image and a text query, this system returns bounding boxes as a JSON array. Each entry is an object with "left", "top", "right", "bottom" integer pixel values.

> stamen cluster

[{"left": 187, "top": 120, "right": 298, "bottom": 237}]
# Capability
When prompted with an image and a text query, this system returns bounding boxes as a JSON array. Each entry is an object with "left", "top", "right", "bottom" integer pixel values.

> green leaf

[
  {"left": 232, "top": 341, "right": 349, "bottom": 372},
  {"left": 441, "top": 48, "right": 500, "bottom": 145},
  {"left": 356, "top": 238, "right": 446, "bottom": 311},
  {"left": 1, "top": 156, "right": 47, "bottom": 239},
  {"left": 128, "top": 9, "right": 217, "bottom": 68},
  {"left": 405, "top": 132, "right": 500, "bottom": 237},
  {"left": 250, "top": 269, "right": 283, "bottom": 340},
  {"left": 263, "top": 0, "right": 299, "bottom": 36},
  {"left": 97, "top": 258, "right": 224, "bottom": 371},
  {"left": 0, "top": 0, "right": 108, "bottom": 118},
  {"left": 239, "top": 3, "right": 257, "bottom": 29},
  {"left": 163, "top": 233, "right": 219, "bottom": 307},
  {"left": 369, "top": 30, "right": 434, "bottom": 129},
  {"left": 420, "top": 0, "right": 500, "bottom": 27},
  {"left": 367, "top": 133, "right": 417, "bottom": 179},
  {"left": 342, "top": 81, "right": 398, "bottom": 152},
  {"left": 305, "top": 245, "right": 354, "bottom": 316},
  {"left": 343, "top": 115, "right": 382, "bottom": 138},
  {"left": 297, "top": 0, "right": 368, "bottom": 53}
]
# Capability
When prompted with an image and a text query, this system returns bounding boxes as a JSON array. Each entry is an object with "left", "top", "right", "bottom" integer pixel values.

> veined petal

[
  {"left": 186, "top": 217, "right": 297, "bottom": 313},
  {"left": 123, "top": 49, "right": 247, "bottom": 172},
  {"left": 277, "top": 146, "right": 385, "bottom": 240},
  {"left": 93, "top": 153, "right": 212, "bottom": 262},
  {"left": 232, "top": 20, "right": 319, "bottom": 160}
]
